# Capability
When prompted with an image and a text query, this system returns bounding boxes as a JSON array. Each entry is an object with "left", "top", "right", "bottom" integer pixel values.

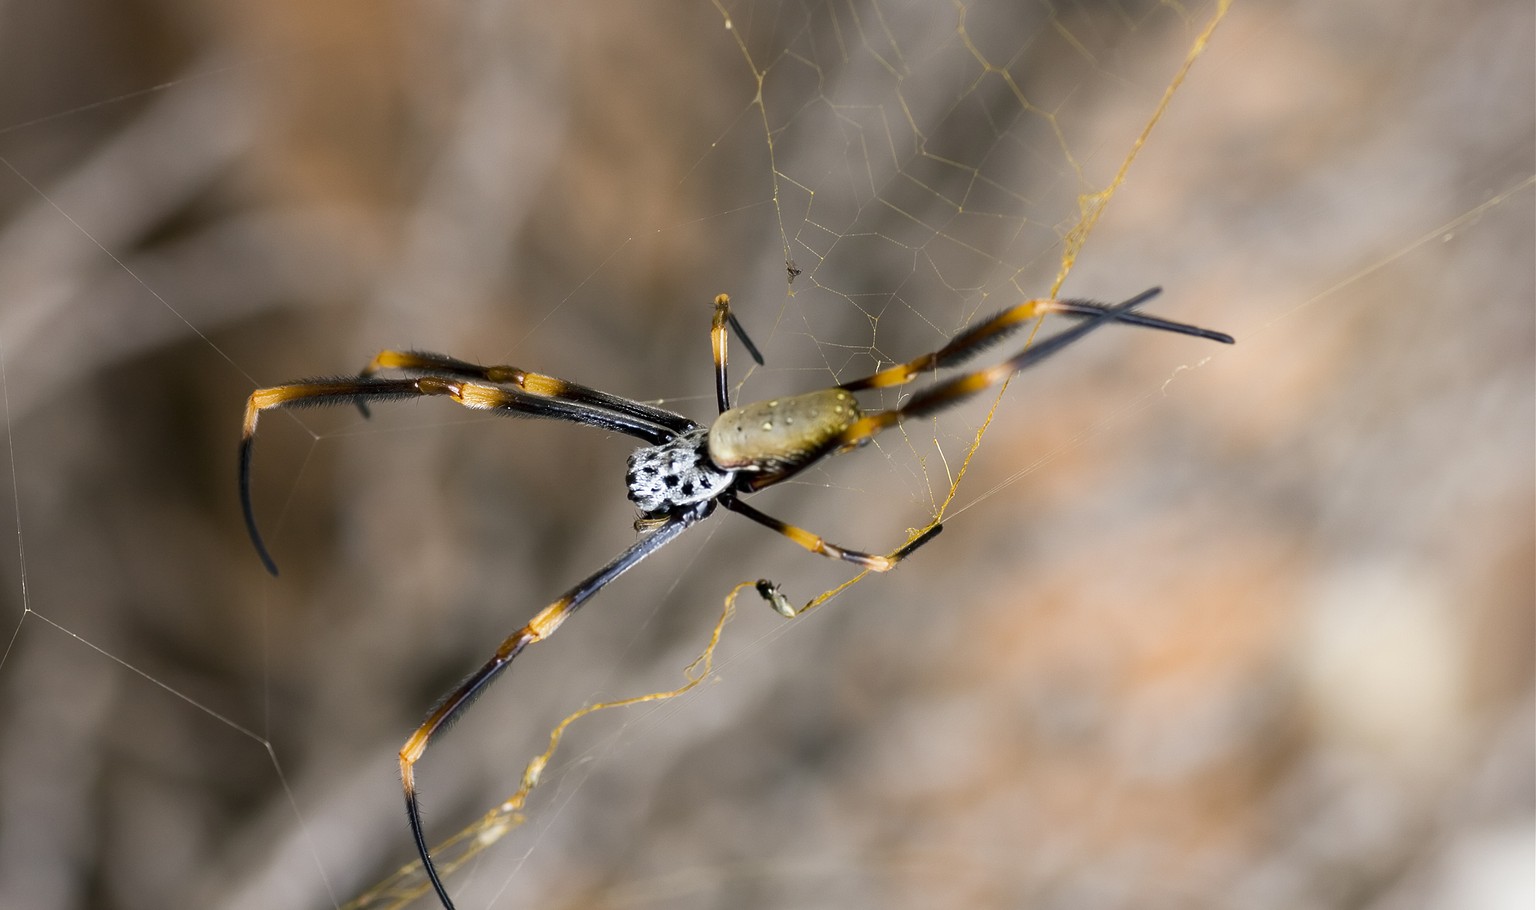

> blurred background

[{"left": 0, "top": 1, "right": 1530, "bottom": 908}]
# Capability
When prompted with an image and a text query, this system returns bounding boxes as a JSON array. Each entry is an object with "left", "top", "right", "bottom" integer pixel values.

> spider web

[{"left": 0, "top": 2, "right": 1532, "bottom": 909}]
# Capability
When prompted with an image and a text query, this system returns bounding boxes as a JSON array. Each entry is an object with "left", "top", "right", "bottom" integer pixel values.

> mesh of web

[{"left": 0, "top": 1, "right": 1530, "bottom": 908}]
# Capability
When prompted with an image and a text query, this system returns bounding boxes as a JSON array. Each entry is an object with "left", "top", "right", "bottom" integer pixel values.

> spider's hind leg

[
  {"left": 398, "top": 505, "right": 707, "bottom": 909},
  {"left": 722, "top": 496, "right": 942, "bottom": 573},
  {"left": 749, "top": 522, "right": 943, "bottom": 618}
]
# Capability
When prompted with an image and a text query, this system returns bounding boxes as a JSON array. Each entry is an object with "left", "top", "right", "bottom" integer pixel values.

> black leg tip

[
  {"left": 895, "top": 523, "right": 943, "bottom": 561},
  {"left": 249, "top": 532, "right": 280, "bottom": 577}
]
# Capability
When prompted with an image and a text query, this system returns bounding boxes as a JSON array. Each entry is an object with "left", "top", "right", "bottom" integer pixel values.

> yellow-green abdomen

[{"left": 708, "top": 389, "right": 862, "bottom": 472}]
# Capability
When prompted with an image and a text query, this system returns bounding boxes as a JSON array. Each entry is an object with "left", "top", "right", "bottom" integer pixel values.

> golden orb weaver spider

[{"left": 238, "top": 287, "right": 1232, "bottom": 909}]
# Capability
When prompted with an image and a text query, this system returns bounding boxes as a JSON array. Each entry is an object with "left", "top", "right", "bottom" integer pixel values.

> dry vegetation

[{"left": 0, "top": 2, "right": 1529, "bottom": 908}]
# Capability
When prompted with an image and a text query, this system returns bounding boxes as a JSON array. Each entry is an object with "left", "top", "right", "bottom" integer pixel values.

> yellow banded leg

[
  {"left": 721, "top": 497, "right": 941, "bottom": 573},
  {"left": 359, "top": 349, "right": 529, "bottom": 385},
  {"left": 241, "top": 375, "right": 675, "bottom": 575},
  {"left": 827, "top": 288, "right": 1177, "bottom": 453},
  {"left": 711, "top": 294, "right": 733, "bottom": 413},
  {"left": 839, "top": 298, "right": 1057, "bottom": 392},
  {"left": 354, "top": 348, "right": 697, "bottom": 434},
  {"left": 837, "top": 289, "right": 1231, "bottom": 395},
  {"left": 751, "top": 522, "right": 942, "bottom": 617},
  {"left": 240, "top": 376, "right": 466, "bottom": 574},
  {"left": 708, "top": 294, "right": 765, "bottom": 414},
  {"left": 396, "top": 507, "right": 704, "bottom": 910}
]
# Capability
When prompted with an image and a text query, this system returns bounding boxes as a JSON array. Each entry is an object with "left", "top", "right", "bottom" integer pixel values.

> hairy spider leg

[
  {"left": 719, "top": 495, "right": 941, "bottom": 571},
  {"left": 353, "top": 349, "right": 698, "bottom": 434},
  {"left": 836, "top": 287, "right": 1194, "bottom": 447},
  {"left": 239, "top": 375, "right": 692, "bottom": 575},
  {"left": 398, "top": 503, "right": 710, "bottom": 910},
  {"left": 839, "top": 288, "right": 1233, "bottom": 393}
]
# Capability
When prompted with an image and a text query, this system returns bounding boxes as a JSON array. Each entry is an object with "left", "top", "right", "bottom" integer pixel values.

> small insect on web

[{"left": 237, "top": 288, "right": 1232, "bottom": 910}]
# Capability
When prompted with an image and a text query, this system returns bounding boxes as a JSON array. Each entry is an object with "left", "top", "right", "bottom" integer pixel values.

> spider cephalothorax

[
  {"left": 238, "top": 288, "right": 1231, "bottom": 910},
  {"left": 626, "top": 426, "right": 734, "bottom": 514}
]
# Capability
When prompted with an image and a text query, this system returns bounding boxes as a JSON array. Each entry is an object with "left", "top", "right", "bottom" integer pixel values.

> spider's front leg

[
  {"left": 240, "top": 374, "right": 687, "bottom": 575},
  {"left": 830, "top": 287, "right": 1233, "bottom": 448},
  {"left": 353, "top": 348, "right": 698, "bottom": 434},
  {"left": 400, "top": 503, "right": 709, "bottom": 910},
  {"left": 838, "top": 287, "right": 1233, "bottom": 393}
]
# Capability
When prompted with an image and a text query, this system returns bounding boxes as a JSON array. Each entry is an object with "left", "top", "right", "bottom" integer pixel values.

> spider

[{"left": 238, "top": 287, "right": 1232, "bottom": 909}]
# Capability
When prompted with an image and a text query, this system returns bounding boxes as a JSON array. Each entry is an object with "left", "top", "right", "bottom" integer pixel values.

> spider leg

[
  {"left": 1051, "top": 300, "right": 1235, "bottom": 344},
  {"left": 832, "top": 286, "right": 1227, "bottom": 449},
  {"left": 721, "top": 495, "right": 942, "bottom": 572},
  {"left": 753, "top": 522, "right": 940, "bottom": 618},
  {"left": 839, "top": 287, "right": 1232, "bottom": 393},
  {"left": 399, "top": 504, "right": 708, "bottom": 910},
  {"left": 711, "top": 294, "right": 734, "bottom": 413},
  {"left": 728, "top": 312, "right": 766, "bottom": 367},
  {"left": 240, "top": 375, "right": 690, "bottom": 575},
  {"left": 710, "top": 293, "right": 765, "bottom": 413},
  {"left": 354, "top": 349, "right": 698, "bottom": 433}
]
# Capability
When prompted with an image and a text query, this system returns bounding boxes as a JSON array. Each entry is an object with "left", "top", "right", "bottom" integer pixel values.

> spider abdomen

[{"left": 708, "top": 389, "right": 862, "bottom": 473}]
